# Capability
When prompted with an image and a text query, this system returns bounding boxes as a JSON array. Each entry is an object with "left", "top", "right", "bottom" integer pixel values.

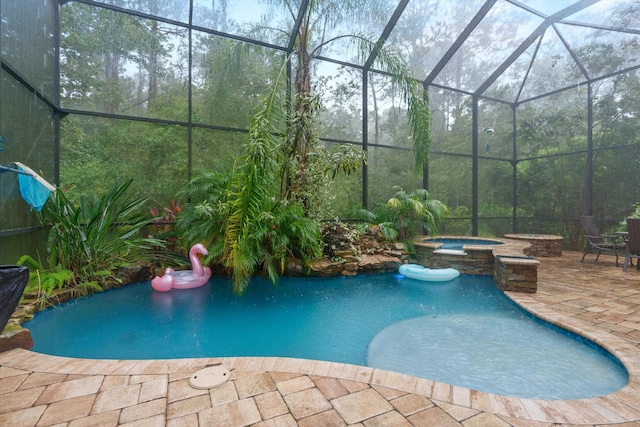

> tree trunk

[
  {"left": 105, "top": 52, "right": 121, "bottom": 114},
  {"left": 285, "top": 22, "right": 314, "bottom": 208},
  {"left": 148, "top": 20, "right": 159, "bottom": 102},
  {"left": 294, "top": 25, "right": 312, "bottom": 162}
]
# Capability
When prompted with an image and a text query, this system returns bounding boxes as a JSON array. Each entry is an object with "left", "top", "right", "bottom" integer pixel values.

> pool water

[{"left": 24, "top": 273, "right": 627, "bottom": 400}]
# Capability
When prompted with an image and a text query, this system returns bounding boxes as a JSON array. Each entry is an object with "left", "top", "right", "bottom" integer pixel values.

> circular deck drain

[{"left": 189, "top": 364, "right": 232, "bottom": 389}]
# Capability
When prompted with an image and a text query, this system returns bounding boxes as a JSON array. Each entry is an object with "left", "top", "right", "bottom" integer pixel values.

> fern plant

[
  {"left": 175, "top": 170, "right": 231, "bottom": 259},
  {"left": 17, "top": 255, "right": 76, "bottom": 309}
]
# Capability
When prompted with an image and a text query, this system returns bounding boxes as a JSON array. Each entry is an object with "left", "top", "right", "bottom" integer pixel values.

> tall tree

[
  {"left": 213, "top": 0, "right": 435, "bottom": 292},
  {"left": 270, "top": 0, "right": 432, "bottom": 209}
]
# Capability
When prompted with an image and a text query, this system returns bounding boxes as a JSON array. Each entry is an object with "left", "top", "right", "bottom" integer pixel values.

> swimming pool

[{"left": 24, "top": 273, "right": 627, "bottom": 400}]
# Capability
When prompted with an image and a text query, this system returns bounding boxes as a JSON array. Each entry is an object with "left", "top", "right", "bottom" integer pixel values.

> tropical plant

[
  {"left": 320, "top": 220, "right": 366, "bottom": 260},
  {"left": 37, "top": 179, "right": 164, "bottom": 284},
  {"left": 356, "top": 187, "right": 448, "bottom": 246},
  {"left": 149, "top": 199, "right": 182, "bottom": 224},
  {"left": 222, "top": 94, "right": 322, "bottom": 293},
  {"left": 148, "top": 198, "right": 183, "bottom": 252},
  {"left": 16, "top": 255, "right": 100, "bottom": 309},
  {"left": 174, "top": 170, "right": 231, "bottom": 254},
  {"left": 177, "top": 112, "right": 323, "bottom": 295},
  {"left": 275, "top": 1, "right": 431, "bottom": 211},
  {"left": 175, "top": 2, "right": 434, "bottom": 293}
]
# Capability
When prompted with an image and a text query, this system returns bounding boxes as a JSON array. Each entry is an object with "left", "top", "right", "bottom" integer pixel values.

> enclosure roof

[{"left": 183, "top": 0, "right": 639, "bottom": 105}]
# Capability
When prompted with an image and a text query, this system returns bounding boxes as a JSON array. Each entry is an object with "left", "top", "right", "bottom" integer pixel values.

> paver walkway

[{"left": 1, "top": 251, "right": 640, "bottom": 426}]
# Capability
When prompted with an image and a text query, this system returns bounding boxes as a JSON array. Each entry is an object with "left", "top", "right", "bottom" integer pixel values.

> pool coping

[{"left": 2, "top": 284, "right": 640, "bottom": 424}]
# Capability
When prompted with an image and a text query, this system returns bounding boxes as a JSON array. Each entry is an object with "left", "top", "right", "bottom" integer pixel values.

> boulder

[
  {"left": 0, "top": 327, "right": 33, "bottom": 352},
  {"left": 357, "top": 254, "right": 401, "bottom": 272},
  {"left": 309, "top": 259, "right": 343, "bottom": 277}
]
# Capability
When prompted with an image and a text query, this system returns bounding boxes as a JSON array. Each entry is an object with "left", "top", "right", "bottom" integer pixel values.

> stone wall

[
  {"left": 494, "top": 256, "right": 539, "bottom": 293},
  {"left": 413, "top": 246, "right": 495, "bottom": 275},
  {"left": 287, "top": 245, "right": 407, "bottom": 277}
]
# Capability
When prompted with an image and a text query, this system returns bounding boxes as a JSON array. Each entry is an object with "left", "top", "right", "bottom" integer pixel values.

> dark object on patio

[
  {"left": 580, "top": 216, "right": 625, "bottom": 266},
  {"left": 0, "top": 265, "right": 29, "bottom": 333},
  {"left": 623, "top": 218, "right": 640, "bottom": 272}
]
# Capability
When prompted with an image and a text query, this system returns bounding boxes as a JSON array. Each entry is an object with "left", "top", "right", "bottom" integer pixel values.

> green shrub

[
  {"left": 356, "top": 187, "right": 448, "bottom": 246},
  {"left": 16, "top": 255, "right": 100, "bottom": 309},
  {"left": 37, "top": 179, "right": 163, "bottom": 284}
]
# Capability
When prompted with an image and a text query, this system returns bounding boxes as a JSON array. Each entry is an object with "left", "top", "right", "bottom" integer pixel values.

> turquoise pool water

[{"left": 24, "top": 273, "right": 627, "bottom": 400}]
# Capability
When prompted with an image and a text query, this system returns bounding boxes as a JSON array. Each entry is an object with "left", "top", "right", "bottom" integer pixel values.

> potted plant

[{"left": 0, "top": 265, "right": 29, "bottom": 333}]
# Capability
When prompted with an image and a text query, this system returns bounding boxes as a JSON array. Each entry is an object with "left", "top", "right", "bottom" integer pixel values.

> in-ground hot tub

[
  {"left": 412, "top": 236, "right": 538, "bottom": 292},
  {"left": 419, "top": 236, "right": 513, "bottom": 260},
  {"left": 504, "top": 233, "right": 563, "bottom": 257}
]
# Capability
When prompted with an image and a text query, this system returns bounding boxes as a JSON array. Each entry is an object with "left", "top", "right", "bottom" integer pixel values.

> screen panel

[
  {"left": 59, "top": 115, "right": 188, "bottom": 205},
  {"left": 60, "top": 2, "right": 189, "bottom": 121}
]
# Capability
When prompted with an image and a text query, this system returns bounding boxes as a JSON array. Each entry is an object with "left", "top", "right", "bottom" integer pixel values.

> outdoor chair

[
  {"left": 623, "top": 218, "right": 640, "bottom": 272},
  {"left": 580, "top": 216, "right": 625, "bottom": 266}
]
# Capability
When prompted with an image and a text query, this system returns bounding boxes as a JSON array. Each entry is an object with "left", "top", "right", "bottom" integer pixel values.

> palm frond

[
  {"left": 223, "top": 68, "right": 290, "bottom": 293},
  {"left": 353, "top": 36, "right": 432, "bottom": 172}
]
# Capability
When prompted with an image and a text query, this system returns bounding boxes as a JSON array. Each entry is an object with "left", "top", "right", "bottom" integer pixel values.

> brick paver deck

[{"left": 1, "top": 251, "right": 640, "bottom": 426}]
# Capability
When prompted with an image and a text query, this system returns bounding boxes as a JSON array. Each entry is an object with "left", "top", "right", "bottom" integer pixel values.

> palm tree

[
  {"left": 222, "top": 90, "right": 323, "bottom": 294},
  {"left": 358, "top": 187, "right": 448, "bottom": 244},
  {"left": 276, "top": 0, "right": 432, "bottom": 209}
]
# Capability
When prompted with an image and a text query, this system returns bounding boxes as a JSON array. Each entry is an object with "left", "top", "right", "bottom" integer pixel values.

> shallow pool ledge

[{"left": 413, "top": 235, "right": 538, "bottom": 292}]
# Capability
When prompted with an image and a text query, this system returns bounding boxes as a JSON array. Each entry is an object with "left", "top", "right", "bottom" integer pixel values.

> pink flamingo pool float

[{"left": 151, "top": 243, "right": 212, "bottom": 292}]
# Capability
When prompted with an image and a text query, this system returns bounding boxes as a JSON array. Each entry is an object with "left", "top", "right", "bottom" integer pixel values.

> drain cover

[{"left": 189, "top": 363, "right": 232, "bottom": 389}]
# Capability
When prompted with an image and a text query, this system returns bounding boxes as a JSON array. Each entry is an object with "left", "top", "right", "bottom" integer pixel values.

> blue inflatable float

[{"left": 398, "top": 264, "right": 460, "bottom": 282}]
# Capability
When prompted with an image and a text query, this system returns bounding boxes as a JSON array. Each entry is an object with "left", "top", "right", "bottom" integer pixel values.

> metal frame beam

[
  {"left": 424, "top": 0, "right": 498, "bottom": 87},
  {"left": 477, "top": 0, "right": 602, "bottom": 96},
  {"left": 363, "top": 0, "right": 408, "bottom": 71},
  {"left": 362, "top": 0, "right": 408, "bottom": 209}
]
